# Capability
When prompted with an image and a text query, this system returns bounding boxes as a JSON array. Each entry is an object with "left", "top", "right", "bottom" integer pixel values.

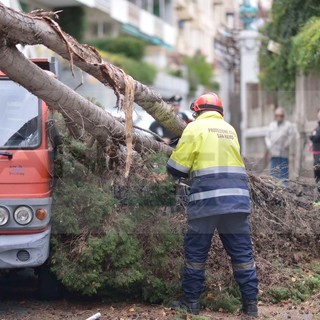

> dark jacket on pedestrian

[{"left": 310, "top": 122, "right": 320, "bottom": 153}]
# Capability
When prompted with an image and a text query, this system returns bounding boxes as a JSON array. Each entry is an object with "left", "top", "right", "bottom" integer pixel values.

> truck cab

[{"left": 0, "top": 59, "right": 56, "bottom": 270}]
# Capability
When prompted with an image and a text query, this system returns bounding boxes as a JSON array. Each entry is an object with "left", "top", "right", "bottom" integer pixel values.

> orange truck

[{"left": 0, "top": 58, "right": 61, "bottom": 296}]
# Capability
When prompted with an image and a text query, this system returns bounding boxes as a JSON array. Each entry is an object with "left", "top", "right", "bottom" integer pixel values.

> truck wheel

[{"left": 37, "top": 266, "right": 62, "bottom": 300}]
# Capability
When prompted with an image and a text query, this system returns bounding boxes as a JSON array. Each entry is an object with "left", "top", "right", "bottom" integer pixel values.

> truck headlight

[
  {"left": 0, "top": 207, "right": 9, "bottom": 226},
  {"left": 14, "top": 206, "right": 33, "bottom": 225}
]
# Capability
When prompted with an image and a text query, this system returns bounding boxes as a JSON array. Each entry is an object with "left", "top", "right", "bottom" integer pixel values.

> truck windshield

[{"left": 0, "top": 80, "right": 40, "bottom": 149}]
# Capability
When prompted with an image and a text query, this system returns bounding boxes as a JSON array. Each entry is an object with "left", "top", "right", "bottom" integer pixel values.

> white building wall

[
  {"left": 0, "top": 0, "right": 20, "bottom": 9},
  {"left": 175, "top": 0, "right": 215, "bottom": 62},
  {"left": 110, "top": 0, "right": 128, "bottom": 23},
  {"left": 140, "top": 10, "right": 155, "bottom": 35}
]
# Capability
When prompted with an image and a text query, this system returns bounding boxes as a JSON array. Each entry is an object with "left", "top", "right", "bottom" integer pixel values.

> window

[
  {"left": 0, "top": 80, "right": 41, "bottom": 149},
  {"left": 226, "top": 12, "right": 235, "bottom": 29},
  {"left": 19, "top": 1, "right": 28, "bottom": 12},
  {"left": 153, "top": 0, "right": 160, "bottom": 17}
]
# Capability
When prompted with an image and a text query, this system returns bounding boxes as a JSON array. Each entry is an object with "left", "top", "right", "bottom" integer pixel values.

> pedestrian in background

[
  {"left": 265, "top": 107, "right": 299, "bottom": 186},
  {"left": 149, "top": 95, "right": 189, "bottom": 146},
  {"left": 167, "top": 93, "right": 259, "bottom": 317},
  {"left": 309, "top": 109, "right": 320, "bottom": 203}
]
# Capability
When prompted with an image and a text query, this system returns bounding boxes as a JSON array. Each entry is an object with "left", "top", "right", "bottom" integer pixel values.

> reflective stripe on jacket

[{"left": 167, "top": 111, "right": 250, "bottom": 219}]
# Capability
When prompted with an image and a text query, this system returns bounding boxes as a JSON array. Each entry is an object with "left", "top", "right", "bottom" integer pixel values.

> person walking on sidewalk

[{"left": 166, "top": 93, "right": 259, "bottom": 317}]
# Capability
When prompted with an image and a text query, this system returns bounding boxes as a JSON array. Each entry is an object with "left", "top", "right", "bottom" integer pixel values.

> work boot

[
  {"left": 241, "top": 300, "right": 258, "bottom": 317},
  {"left": 170, "top": 297, "right": 200, "bottom": 315}
]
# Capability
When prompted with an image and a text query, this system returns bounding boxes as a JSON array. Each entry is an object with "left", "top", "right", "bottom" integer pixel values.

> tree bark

[
  {"left": 0, "top": 40, "right": 172, "bottom": 156},
  {"left": 0, "top": 3, "right": 186, "bottom": 137}
]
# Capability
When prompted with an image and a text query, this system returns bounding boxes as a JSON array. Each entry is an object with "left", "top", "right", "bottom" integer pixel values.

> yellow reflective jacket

[{"left": 167, "top": 111, "right": 250, "bottom": 219}]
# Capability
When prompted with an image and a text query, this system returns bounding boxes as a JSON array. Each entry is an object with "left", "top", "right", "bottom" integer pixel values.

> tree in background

[
  {"left": 259, "top": 0, "right": 320, "bottom": 105},
  {"left": 185, "top": 51, "right": 218, "bottom": 97},
  {"left": 88, "top": 36, "right": 157, "bottom": 85},
  {"left": 90, "top": 36, "right": 146, "bottom": 60},
  {"left": 290, "top": 17, "right": 320, "bottom": 75}
]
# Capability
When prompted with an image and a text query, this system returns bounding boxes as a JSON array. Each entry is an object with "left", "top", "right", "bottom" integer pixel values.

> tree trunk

[
  {"left": 0, "top": 4, "right": 186, "bottom": 137},
  {"left": 0, "top": 40, "right": 172, "bottom": 156}
]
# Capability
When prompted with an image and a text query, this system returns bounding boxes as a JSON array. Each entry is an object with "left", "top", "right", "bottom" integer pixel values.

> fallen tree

[
  {"left": 0, "top": 3, "right": 186, "bottom": 138},
  {"left": 0, "top": 3, "right": 320, "bottom": 313},
  {"left": 0, "top": 41, "right": 175, "bottom": 158},
  {"left": 0, "top": 3, "right": 184, "bottom": 174}
]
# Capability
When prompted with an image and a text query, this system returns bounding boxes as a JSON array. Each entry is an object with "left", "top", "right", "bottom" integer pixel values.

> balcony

[
  {"left": 110, "top": 0, "right": 176, "bottom": 49},
  {"left": 31, "top": 0, "right": 175, "bottom": 48},
  {"left": 31, "top": 0, "right": 110, "bottom": 13}
]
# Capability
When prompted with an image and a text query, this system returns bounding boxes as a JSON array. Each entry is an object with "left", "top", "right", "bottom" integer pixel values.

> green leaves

[
  {"left": 290, "top": 17, "right": 320, "bottom": 74},
  {"left": 50, "top": 136, "right": 182, "bottom": 299},
  {"left": 184, "top": 53, "right": 218, "bottom": 96},
  {"left": 101, "top": 50, "right": 157, "bottom": 84},
  {"left": 86, "top": 36, "right": 157, "bottom": 84},
  {"left": 259, "top": 0, "right": 320, "bottom": 98},
  {"left": 88, "top": 36, "right": 146, "bottom": 60}
]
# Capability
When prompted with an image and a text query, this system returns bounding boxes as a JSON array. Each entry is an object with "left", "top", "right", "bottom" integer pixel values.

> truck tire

[{"left": 37, "top": 266, "right": 62, "bottom": 300}]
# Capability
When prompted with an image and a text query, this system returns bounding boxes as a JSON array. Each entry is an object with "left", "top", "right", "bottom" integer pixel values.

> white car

[{"left": 109, "top": 107, "right": 155, "bottom": 137}]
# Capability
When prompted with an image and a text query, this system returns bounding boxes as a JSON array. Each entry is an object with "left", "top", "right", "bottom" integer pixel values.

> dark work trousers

[
  {"left": 270, "top": 157, "right": 289, "bottom": 186},
  {"left": 314, "top": 154, "right": 320, "bottom": 194},
  {"left": 182, "top": 213, "right": 258, "bottom": 301}
]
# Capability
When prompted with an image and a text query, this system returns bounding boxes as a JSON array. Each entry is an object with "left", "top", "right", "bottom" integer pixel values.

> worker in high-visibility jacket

[{"left": 167, "top": 93, "right": 259, "bottom": 317}]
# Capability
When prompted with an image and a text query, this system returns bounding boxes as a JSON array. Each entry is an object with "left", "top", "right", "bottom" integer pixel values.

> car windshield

[{"left": 0, "top": 80, "right": 40, "bottom": 149}]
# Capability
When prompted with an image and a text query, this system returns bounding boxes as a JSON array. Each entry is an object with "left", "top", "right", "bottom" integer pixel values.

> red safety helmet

[{"left": 190, "top": 93, "right": 223, "bottom": 116}]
